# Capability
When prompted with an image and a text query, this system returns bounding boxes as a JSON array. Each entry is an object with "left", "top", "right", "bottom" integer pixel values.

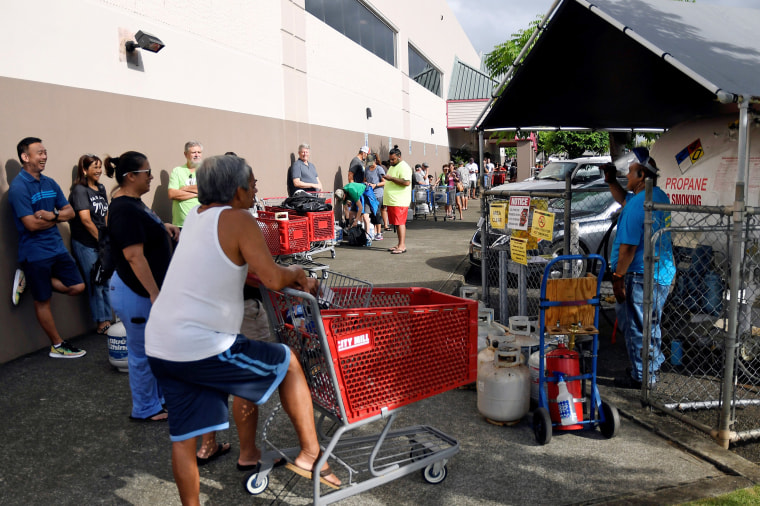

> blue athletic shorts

[
  {"left": 148, "top": 335, "right": 291, "bottom": 441},
  {"left": 22, "top": 252, "right": 83, "bottom": 302}
]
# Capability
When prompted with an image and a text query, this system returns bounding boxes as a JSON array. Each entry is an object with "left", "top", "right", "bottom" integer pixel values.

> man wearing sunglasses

[
  {"left": 605, "top": 147, "right": 675, "bottom": 389},
  {"left": 168, "top": 141, "right": 203, "bottom": 227}
]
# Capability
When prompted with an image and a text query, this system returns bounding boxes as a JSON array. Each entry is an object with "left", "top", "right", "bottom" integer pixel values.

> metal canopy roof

[
  {"left": 480, "top": 0, "right": 760, "bottom": 131},
  {"left": 448, "top": 57, "right": 498, "bottom": 100}
]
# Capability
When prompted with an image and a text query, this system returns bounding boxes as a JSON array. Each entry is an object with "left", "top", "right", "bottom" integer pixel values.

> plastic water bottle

[{"left": 556, "top": 375, "right": 577, "bottom": 426}]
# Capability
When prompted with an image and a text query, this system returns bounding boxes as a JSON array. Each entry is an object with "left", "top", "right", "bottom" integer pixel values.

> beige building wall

[{"left": 0, "top": 0, "right": 477, "bottom": 362}]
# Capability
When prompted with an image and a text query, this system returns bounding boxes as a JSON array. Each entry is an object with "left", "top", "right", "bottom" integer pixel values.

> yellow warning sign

[
  {"left": 530, "top": 209, "right": 555, "bottom": 241},
  {"left": 510, "top": 237, "right": 528, "bottom": 265},
  {"left": 490, "top": 201, "right": 508, "bottom": 229}
]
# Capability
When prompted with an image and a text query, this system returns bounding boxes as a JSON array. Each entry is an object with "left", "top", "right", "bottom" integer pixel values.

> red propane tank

[{"left": 546, "top": 343, "right": 583, "bottom": 430}]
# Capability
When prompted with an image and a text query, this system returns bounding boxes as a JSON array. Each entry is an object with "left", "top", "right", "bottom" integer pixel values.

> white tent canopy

[{"left": 480, "top": 0, "right": 760, "bottom": 131}]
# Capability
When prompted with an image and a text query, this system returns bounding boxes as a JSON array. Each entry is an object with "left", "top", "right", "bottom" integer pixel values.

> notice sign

[
  {"left": 510, "top": 236, "right": 528, "bottom": 265},
  {"left": 507, "top": 196, "right": 531, "bottom": 230},
  {"left": 530, "top": 209, "right": 555, "bottom": 241}
]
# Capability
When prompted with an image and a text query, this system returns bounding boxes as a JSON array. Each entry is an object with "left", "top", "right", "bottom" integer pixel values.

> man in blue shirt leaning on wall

[{"left": 9, "top": 137, "right": 86, "bottom": 358}]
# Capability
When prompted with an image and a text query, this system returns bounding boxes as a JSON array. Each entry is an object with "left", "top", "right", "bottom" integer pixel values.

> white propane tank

[
  {"left": 528, "top": 345, "right": 557, "bottom": 403},
  {"left": 107, "top": 321, "right": 128, "bottom": 373},
  {"left": 477, "top": 309, "right": 505, "bottom": 352},
  {"left": 477, "top": 345, "right": 530, "bottom": 425}
]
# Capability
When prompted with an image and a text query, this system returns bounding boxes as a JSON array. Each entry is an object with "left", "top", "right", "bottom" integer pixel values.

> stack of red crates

[{"left": 263, "top": 195, "right": 334, "bottom": 244}]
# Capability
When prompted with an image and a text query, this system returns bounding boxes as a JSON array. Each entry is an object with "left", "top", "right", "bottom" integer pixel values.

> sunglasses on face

[{"left": 129, "top": 169, "right": 152, "bottom": 177}]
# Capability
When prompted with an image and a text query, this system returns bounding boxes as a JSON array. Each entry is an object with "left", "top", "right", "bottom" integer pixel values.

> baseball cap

[
  {"left": 422, "top": 162, "right": 429, "bottom": 168},
  {"left": 360, "top": 146, "right": 369, "bottom": 154},
  {"left": 334, "top": 188, "right": 345, "bottom": 201}
]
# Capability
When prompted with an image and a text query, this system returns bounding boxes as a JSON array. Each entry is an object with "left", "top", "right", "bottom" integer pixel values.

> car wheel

[{"left": 550, "top": 240, "right": 590, "bottom": 277}]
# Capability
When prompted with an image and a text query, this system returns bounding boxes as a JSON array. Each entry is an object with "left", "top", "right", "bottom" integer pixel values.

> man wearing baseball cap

[
  {"left": 605, "top": 147, "right": 675, "bottom": 389},
  {"left": 348, "top": 146, "right": 369, "bottom": 183}
]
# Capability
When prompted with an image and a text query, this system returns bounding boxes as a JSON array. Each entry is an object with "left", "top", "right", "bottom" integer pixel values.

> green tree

[
  {"left": 540, "top": 131, "right": 609, "bottom": 159},
  {"left": 484, "top": 17, "right": 541, "bottom": 78}
]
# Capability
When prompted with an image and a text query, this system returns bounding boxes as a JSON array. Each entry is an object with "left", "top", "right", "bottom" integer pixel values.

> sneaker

[
  {"left": 49, "top": 341, "right": 87, "bottom": 359},
  {"left": 12, "top": 269, "right": 25, "bottom": 306},
  {"left": 374, "top": 234, "right": 383, "bottom": 241}
]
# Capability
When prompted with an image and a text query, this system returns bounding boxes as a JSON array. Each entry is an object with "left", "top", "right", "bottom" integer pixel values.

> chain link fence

[
  {"left": 478, "top": 184, "right": 618, "bottom": 324},
  {"left": 478, "top": 178, "right": 760, "bottom": 447},
  {"left": 644, "top": 200, "right": 760, "bottom": 446}
]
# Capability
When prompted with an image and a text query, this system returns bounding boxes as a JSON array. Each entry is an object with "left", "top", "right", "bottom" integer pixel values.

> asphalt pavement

[{"left": 1, "top": 202, "right": 760, "bottom": 505}]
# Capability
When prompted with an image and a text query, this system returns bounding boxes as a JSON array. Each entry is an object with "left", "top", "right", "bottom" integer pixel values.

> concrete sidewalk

[{"left": 1, "top": 205, "right": 759, "bottom": 505}]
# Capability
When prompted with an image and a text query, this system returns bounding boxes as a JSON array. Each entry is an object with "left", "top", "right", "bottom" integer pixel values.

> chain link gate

[
  {"left": 642, "top": 195, "right": 760, "bottom": 447},
  {"left": 480, "top": 183, "right": 619, "bottom": 325}
]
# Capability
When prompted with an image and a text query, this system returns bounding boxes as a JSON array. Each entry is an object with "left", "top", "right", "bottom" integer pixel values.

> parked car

[
  {"left": 469, "top": 179, "right": 626, "bottom": 277},
  {"left": 490, "top": 156, "right": 613, "bottom": 192}
]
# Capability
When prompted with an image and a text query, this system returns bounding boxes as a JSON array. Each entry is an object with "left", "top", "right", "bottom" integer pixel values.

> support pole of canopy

[{"left": 718, "top": 96, "right": 750, "bottom": 449}]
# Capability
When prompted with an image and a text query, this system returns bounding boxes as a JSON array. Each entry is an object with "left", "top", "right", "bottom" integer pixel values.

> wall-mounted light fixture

[
  {"left": 126, "top": 30, "right": 165, "bottom": 53},
  {"left": 431, "top": 128, "right": 434, "bottom": 135},
  {"left": 366, "top": 107, "right": 372, "bottom": 119}
]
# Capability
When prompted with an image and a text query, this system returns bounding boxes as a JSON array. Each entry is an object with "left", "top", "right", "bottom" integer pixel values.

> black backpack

[{"left": 345, "top": 225, "right": 368, "bottom": 246}]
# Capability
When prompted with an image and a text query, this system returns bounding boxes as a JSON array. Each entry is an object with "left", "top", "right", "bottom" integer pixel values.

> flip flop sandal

[
  {"left": 197, "top": 442, "right": 232, "bottom": 466},
  {"left": 237, "top": 458, "right": 286, "bottom": 471},
  {"left": 285, "top": 460, "right": 341, "bottom": 489}
]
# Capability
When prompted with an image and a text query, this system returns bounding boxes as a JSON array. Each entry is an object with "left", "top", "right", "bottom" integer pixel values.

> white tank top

[{"left": 145, "top": 206, "right": 247, "bottom": 361}]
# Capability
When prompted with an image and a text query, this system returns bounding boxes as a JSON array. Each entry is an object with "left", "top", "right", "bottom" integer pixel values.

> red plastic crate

[
  {"left": 319, "top": 287, "right": 477, "bottom": 423},
  {"left": 256, "top": 211, "right": 309, "bottom": 255},
  {"left": 304, "top": 209, "right": 335, "bottom": 242},
  {"left": 266, "top": 206, "right": 334, "bottom": 242}
]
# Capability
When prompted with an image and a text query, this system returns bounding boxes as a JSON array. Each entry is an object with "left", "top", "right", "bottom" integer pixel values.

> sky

[{"left": 447, "top": 0, "right": 760, "bottom": 56}]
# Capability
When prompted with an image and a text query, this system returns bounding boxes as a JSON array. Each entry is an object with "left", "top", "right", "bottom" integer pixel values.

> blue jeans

[
  {"left": 71, "top": 239, "right": 112, "bottom": 323},
  {"left": 614, "top": 272, "right": 669, "bottom": 382},
  {"left": 110, "top": 272, "right": 164, "bottom": 418}
]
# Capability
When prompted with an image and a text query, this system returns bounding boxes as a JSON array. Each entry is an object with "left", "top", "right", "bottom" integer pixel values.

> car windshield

[{"left": 536, "top": 162, "right": 576, "bottom": 181}]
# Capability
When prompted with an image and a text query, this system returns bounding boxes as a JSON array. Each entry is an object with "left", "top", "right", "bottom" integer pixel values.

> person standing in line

[
  {"left": 364, "top": 156, "right": 386, "bottom": 240},
  {"left": 457, "top": 162, "right": 470, "bottom": 211},
  {"left": 467, "top": 157, "right": 479, "bottom": 198},
  {"left": 9, "top": 137, "right": 86, "bottom": 358},
  {"left": 348, "top": 146, "right": 369, "bottom": 183},
  {"left": 606, "top": 147, "right": 675, "bottom": 389},
  {"left": 69, "top": 154, "right": 112, "bottom": 334},
  {"left": 382, "top": 145, "right": 412, "bottom": 254},
  {"left": 145, "top": 155, "right": 340, "bottom": 504},
  {"left": 289, "top": 143, "right": 322, "bottom": 194},
  {"left": 106, "top": 151, "right": 179, "bottom": 421},
  {"left": 168, "top": 141, "right": 203, "bottom": 228}
]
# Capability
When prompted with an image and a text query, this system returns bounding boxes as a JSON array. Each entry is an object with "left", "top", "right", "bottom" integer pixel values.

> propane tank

[
  {"left": 546, "top": 342, "right": 583, "bottom": 430},
  {"left": 477, "top": 309, "right": 505, "bottom": 352},
  {"left": 107, "top": 321, "right": 129, "bottom": 373},
  {"left": 477, "top": 344, "right": 530, "bottom": 425}
]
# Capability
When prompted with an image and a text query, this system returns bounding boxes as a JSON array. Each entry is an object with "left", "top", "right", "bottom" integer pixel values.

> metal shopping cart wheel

[
  {"left": 422, "top": 461, "right": 448, "bottom": 484},
  {"left": 244, "top": 472, "right": 269, "bottom": 495}
]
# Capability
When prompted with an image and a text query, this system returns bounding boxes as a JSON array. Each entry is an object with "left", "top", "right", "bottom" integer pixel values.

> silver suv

[{"left": 490, "top": 156, "right": 612, "bottom": 192}]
